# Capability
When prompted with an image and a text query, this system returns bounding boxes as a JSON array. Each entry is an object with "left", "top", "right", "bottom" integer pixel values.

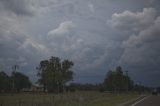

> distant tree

[
  {"left": 11, "top": 72, "right": 31, "bottom": 92},
  {"left": 60, "top": 59, "right": 74, "bottom": 91},
  {"left": 0, "top": 71, "right": 11, "bottom": 92},
  {"left": 37, "top": 60, "right": 49, "bottom": 92},
  {"left": 68, "top": 83, "right": 102, "bottom": 91},
  {"left": 104, "top": 66, "right": 134, "bottom": 91},
  {"left": 133, "top": 84, "right": 150, "bottom": 92},
  {"left": 37, "top": 56, "right": 74, "bottom": 93},
  {"left": 157, "top": 87, "right": 160, "bottom": 92},
  {"left": 104, "top": 70, "right": 115, "bottom": 91}
]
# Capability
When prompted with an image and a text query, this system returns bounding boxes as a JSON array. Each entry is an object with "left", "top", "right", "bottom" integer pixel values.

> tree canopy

[
  {"left": 0, "top": 71, "right": 11, "bottom": 92},
  {"left": 37, "top": 56, "right": 74, "bottom": 93},
  {"left": 0, "top": 71, "right": 31, "bottom": 92},
  {"left": 11, "top": 71, "right": 32, "bottom": 92},
  {"left": 104, "top": 66, "right": 134, "bottom": 91}
]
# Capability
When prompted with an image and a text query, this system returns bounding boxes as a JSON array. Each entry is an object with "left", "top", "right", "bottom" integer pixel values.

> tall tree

[
  {"left": 0, "top": 71, "right": 11, "bottom": 92},
  {"left": 11, "top": 72, "right": 31, "bottom": 92},
  {"left": 104, "top": 66, "right": 134, "bottom": 91},
  {"left": 104, "top": 70, "right": 115, "bottom": 91},
  {"left": 37, "top": 56, "right": 74, "bottom": 93},
  {"left": 37, "top": 60, "right": 49, "bottom": 92}
]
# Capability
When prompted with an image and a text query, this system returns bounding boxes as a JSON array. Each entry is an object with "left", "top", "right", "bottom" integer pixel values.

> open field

[{"left": 0, "top": 91, "right": 140, "bottom": 106}]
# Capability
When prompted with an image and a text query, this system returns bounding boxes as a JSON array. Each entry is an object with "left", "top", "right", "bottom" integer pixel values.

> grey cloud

[
  {"left": 0, "top": 0, "right": 35, "bottom": 16},
  {"left": 107, "top": 7, "right": 160, "bottom": 86},
  {"left": 45, "top": 20, "right": 118, "bottom": 75},
  {"left": 88, "top": 3, "right": 95, "bottom": 13},
  {"left": 48, "top": 21, "right": 75, "bottom": 37},
  {"left": 108, "top": 8, "right": 157, "bottom": 32},
  {"left": 0, "top": 0, "right": 45, "bottom": 76},
  {"left": 46, "top": 21, "right": 77, "bottom": 54},
  {"left": 119, "top": 14, "right": 160, "bottom": 77},
  {"left": 123, "top": 17, "right": 160, "bottom": 48}
]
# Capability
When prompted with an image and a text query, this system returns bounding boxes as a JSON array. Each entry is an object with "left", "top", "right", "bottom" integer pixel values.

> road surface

[{"left": 130, "top": 95, "right": 160, "bottom": 106}]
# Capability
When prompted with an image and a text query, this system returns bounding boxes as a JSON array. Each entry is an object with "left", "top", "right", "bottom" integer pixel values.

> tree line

[
  {"left": 0, "top": 71, "right": 31, "bottom": 92},
  {"left": 0, "top": 56, "right": 152, "bottom": 93}
]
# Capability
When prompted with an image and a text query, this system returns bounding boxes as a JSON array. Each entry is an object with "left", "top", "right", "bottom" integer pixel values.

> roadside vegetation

[{"left": 0, "top": 91, "right": 139, "bottom": 106}]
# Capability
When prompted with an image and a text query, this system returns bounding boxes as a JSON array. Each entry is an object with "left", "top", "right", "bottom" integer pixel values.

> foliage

[
  {"left": 0, "top": 71, "right": 11, "bottom": 92},
  {"left": 0, "top": 71, "right": 31, "bottom": 92},
  {"left": 104, "top": 66, "right": 134, "bottom": 91},
  {"left": 11, "top": 71, "right": 32, "bottom": 92},
  {"left": 133, "top": 84, "right": 151, "bottom": 92},
  {"left": 37, "top": 56, "right": 74, "bottom": 93}
]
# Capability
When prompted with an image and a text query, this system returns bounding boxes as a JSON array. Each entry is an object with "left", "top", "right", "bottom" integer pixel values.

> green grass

[{"left": 0, "top": 91, "right": 139, "bottom": 106}]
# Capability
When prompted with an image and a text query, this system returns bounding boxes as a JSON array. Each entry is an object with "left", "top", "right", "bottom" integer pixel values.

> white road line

[{"left": 130, "top": 96, "right": 151, "bottom": 106}]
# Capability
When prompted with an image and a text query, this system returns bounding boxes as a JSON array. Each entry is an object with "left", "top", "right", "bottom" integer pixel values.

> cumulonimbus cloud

[
  {"left": 0, "top": 0, "right": 35, "bottom": 16},
  {"left": 115, "top": 8, "right": 160, "bottom": 73},
  {"left": 48, "top": 21, "right": 75, "bottom": 37},
  {"left": 108, "top": 8, "right": 157, "bottom": 32}
]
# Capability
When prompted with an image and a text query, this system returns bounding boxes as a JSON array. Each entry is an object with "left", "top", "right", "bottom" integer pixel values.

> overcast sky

[{"left": 0, "top": 0, "right": 160, "bottom": 87}]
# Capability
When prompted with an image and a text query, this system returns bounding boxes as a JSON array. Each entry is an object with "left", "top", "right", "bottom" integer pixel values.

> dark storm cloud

[
  {"left": 108, "top": 8, "right": 157, "bottom": 32},
  {"left": 109, "top": 7, "right": 160, "bottom": 86},
  {"left": 120, "top": 16, "right": 160, "bottom": 69},
  {"left": 0, "top": 0, "right": 45, "bottom": 78},
  {"left": 108, "top": 8, "right": 160, "bottom": 69},
  {"left": 0, "top": 0, "right": 35, "bottom": 16},
  {"left": 0, "top": 0, "right": 160, "bottom": 86}
]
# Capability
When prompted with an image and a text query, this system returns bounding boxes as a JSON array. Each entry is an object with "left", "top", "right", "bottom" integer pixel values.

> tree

[
  {"left": 0, "top": 71, "right": 11, "bottom": 92},
  {"left": 61, "top": 60, "right": 74, "bottom": 87},
  {"left": 37, "top": 60, "right": 49, "bottom": 92},
  {"left": 11, "top": 72, "right": 31, "bottom": 92},
  {"left": 104, "top": 70, "right": 115, "bottom": 91},
  {"left": 104, "top": 66, "right": 134, "bottom": 91},
  {"left": 37, "top": 56, "right": 74, "bottom": 93}
]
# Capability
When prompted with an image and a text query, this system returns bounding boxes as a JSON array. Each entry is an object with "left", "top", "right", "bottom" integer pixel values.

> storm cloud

[
  {"left": 0, "top": 0, "right": 160, "bottom": 86},
  {"left": 108, "top": 8, "right": 157, "bottom": 32},
  {"left": 109, "top": 7, "right": 160, "bottom": 86},
  {"left": 0, "top": 0, "right": 35, "bottom": 16}
]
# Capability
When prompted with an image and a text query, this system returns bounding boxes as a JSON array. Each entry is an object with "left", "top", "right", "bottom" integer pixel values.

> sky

[{"left": 0, "top": 0, "right": 160, "bottom": 87}]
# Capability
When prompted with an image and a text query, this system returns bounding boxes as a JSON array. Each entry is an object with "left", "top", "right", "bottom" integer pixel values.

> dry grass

[{"left": 0, "top": 91, "right": 139, "bottom": 106}]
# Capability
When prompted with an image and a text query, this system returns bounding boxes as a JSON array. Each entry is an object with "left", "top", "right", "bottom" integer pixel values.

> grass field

[{"left": 0, "top": 91, "right": 139, "bottom": 106}]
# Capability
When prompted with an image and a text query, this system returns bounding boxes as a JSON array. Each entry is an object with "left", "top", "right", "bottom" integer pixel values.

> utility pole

[{"left": 12, "top": 65, "right": 19, "bottom": 92}]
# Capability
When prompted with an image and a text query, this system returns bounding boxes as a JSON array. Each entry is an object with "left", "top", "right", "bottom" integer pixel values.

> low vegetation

[{"left": 0, "top": 92, "right": 139, "bottom": 106}]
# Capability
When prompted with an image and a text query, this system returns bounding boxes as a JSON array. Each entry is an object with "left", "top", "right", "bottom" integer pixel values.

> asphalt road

[{"left": 130, "top": 95, "right": 160, "bottom": 106}]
